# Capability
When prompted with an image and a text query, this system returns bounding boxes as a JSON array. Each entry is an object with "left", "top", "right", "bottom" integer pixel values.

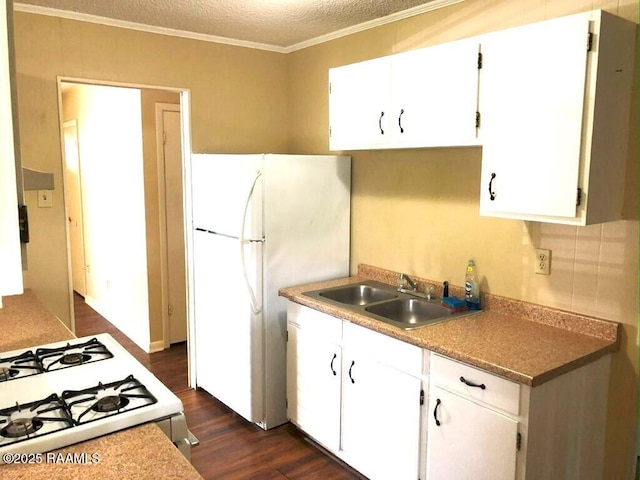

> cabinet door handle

[
  {"left": 398, "top": 109, "right": 404, "bottom": 133},
  {"left": 488, "top": 172, "right": 496, "bottom": 201},
  {"left": 460, "top": 376, "right": 486, "bottom": 390},
  {"left": 378, "top": 111, "right": 385, "bottom": 135},
  {"left": 330, "top": 353, "right": 337, "bottom": 376},
  {"left": 348, "top": 360, "right": 355, "bottom": 384},
  {"left": 434, "top": 398, "right": 442, "bottom": 427}
]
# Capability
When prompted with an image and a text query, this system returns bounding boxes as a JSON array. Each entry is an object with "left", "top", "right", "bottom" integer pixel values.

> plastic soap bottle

[{"left": 464, "top": 259, "right": 480, "bottom": 310}]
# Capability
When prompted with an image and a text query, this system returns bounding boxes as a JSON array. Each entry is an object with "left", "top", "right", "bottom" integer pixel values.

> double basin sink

[{"left": 303, "top": 280, "right": 479, "bottom": 330}]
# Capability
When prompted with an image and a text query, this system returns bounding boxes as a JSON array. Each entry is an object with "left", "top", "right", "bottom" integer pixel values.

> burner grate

[
  {"left": 36, "top": 337, "right": 114, "bottom": 372},
  {"left": 0, "top": 350, "right": 44, "bottom": 382},
  {"left": 62, "top": 375, "right": 158, "bottom": 425},
  {"left": 0, "top": 394, "right": 74, "bottom": 446}
]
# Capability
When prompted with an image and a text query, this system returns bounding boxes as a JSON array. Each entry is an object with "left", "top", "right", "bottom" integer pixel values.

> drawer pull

[
  {"left": 348, "top": 360, "right": 355, "bottom": 384},
  {"left": 330, "top": 353, "right": 337, "bottom": 376},
  {"left": 434, "top": 398, "right": 442, "bottom": 427},
  {"left": 460, "top": 376, "right": 486, "bottom": 390}
]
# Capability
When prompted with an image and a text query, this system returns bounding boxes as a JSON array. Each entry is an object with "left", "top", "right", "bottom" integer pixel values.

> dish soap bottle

[{"left": 464, "top": 259, "right": 480, "bottom": 310}]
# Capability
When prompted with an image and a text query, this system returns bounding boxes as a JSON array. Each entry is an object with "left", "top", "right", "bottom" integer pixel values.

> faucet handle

[{"left": 443, "top": 281, "right": 449, "bottom": 298}]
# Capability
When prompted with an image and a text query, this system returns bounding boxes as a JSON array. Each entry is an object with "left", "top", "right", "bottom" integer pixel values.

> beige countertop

[
  {"left": 0, "top": 290, "right": 202, "bottom": 480},
  {"left": 279, "top": 265, "right": 620, "bottom": 387}
]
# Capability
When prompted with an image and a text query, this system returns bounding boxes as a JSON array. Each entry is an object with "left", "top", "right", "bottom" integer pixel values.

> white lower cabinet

[
  {"left": 427, "top": 386, "right": 518, "bottom": 480},
  {"left": 426, "top": 353, "right": 611, "bottom": 480},
  {"left": 286, "top": 304, "right": 342, "bottom": 452},
  {"left": 287, "top": 303, "right": 612, "bottom": 480},
  {"left": 287, "top": 303, "right": 424, "bottom": 480}
]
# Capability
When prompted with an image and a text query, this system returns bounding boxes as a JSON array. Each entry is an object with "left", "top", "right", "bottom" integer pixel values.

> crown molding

[{"left": 14, "top": 0, "right": 465, "bottom": 54}]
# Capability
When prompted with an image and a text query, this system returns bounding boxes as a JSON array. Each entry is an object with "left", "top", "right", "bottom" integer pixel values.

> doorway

[{"left": 58, "top": 79, "right": 191, "bottom": 356}]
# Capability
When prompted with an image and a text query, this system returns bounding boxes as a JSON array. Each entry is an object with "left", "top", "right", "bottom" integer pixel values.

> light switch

[{"left": 38, "top": 190, "right": 53, "bottom": 208}]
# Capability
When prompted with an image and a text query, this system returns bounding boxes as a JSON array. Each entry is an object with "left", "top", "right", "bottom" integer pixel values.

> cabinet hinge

[
  {"left": 576, "top": 187, "right": 582, "bottom": 206},
  {"left": 168, "top": 304, "right": 173, "bottom": 316},
  {"left": 477, "top": 51, "right": 483, "bottom": 69},
  {"left": 420, "top": 389, "right": 424, "bottom": 406},
  {"left": 516, "top": 432, "right": 522, "bottom": 451},
  {"left": 286, "top": 330, "right": 289, "bottom": 342},
  {"left": 329, "top": 126, "right": 332, "bottom": 138},
  {"left": 587, "top": 32, "right": 593, "bottom": 52},
  {"left": 475, "top": 111, "right": 481, "bottom": 128},
  {"left": 329, "top": 82, "right": 332, "bottom": 95},
  {"left": 163, "top": 131, "right": 167, "bottom": 145}
]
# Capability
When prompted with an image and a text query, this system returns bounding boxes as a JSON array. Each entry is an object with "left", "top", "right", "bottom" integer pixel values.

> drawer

[
  {"left": 343, "top": 321, "right": 423, "bottom": 377},
  {"left": 287, "top": 302, "right": 342, "bottom": 344},
  {"left": 430, "top": 353, "right": 520, "bottom": 415}
]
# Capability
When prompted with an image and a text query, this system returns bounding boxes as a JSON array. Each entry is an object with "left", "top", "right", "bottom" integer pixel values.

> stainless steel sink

[
  {"left": 365, "top": 298, "right": 456, "bottom": 328},
  {"left": 319, "top": 284, "right": 397, "bottom": 305},
  {"left": 303, "top": 280, "right": 480, "bottom": 331}
]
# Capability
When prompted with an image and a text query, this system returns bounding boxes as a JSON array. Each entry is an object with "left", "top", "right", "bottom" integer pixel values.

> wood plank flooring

[{"left": 73, "top": 294, "right": 364, "bottom": 480}]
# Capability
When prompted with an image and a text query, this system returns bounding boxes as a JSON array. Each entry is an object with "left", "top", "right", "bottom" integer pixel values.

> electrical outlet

[{"left": 535, "top": 249, "right": 551, "bottom": 275}]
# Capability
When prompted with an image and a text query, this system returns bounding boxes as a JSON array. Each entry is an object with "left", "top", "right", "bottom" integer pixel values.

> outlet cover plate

[{"left": 535, "top": 249, "right": 551, "bottom": 275}]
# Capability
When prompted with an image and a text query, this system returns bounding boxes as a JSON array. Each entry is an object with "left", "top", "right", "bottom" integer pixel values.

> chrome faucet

[
  {"left": 398, "top": 273, "right": 418, "bottom": 292},
  {"left": 398, "top": 273, "right": 436, "bottom": 300}
]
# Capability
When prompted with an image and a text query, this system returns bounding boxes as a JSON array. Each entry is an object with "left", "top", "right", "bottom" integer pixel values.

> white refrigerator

[{"left": 190, "top": 153, "right": 351, "bottom": 429}]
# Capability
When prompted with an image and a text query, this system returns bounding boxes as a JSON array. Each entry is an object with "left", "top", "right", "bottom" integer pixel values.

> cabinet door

[
  {"left": 0, "top": 1, "right": 22, "bottom": 298},
  {"left": 329, "top": 57, "right": 391, "bottom": 150},
  {"left": 479, "top": 14, "right": 590, "bottom": 219},
  {"left": 341, "top": 349, "right": 422, "bottom": 480},
  {"left": 427, "top": 386, "right": 518, "bottom": 480},
  {"left": 391, "top": 38, "right": 480, "bottom": 147},
  {"left": 286, "top": 323, "right": 342, "bottom": 452}
]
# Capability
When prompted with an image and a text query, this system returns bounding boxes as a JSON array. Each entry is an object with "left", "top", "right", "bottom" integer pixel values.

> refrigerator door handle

[{"left": 240, "top": 169, "right": 263, "bottom": 314}]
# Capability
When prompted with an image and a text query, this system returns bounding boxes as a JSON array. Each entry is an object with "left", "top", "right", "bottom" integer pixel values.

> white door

[
  {"left": 341, "top": 351, "right": 422, "bottom": 480},
  {"left": 479, "top": 14, "right": 590, "bottom": 218},
  {"left": 159, "top": 107, "right": 187, "bottom": 344},
  {"left": 193, "top": 229, "right": 263, "bottom": 423},
  {"left": 286, "top": 323, "right": 342, "bottom": 451},
  {"left": 63, "top": 120, "right": 87, "bottom": 297},
  {"left": 426, "top": 386, "right": 518, "bottom": 480},
  {"left": 391, "top": 38, "right": 480, "bottom": 147},
  {"left": 329, "top": 57, "right": 392, "bottom": 150}
]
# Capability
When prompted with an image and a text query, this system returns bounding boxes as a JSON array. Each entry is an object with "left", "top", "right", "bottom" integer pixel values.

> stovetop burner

[
  {"left": 37, "top": 337, "right": 113, "bottom": 372},
  {"left": 0, "top": 350, "right": 44, "bottom": 382},
  {"left": 2, "top": 418, "right": 43, "bottom": 438},
  {"left": 63, "top": 375, "right": 157, "bottom": 425},
  {"left": 60, "top": 352, "right": 91, "bottom": 366},
  {"left": 93, "top": 395, "right": 130, "bottom": 413},
  {"left": 0, "top": 394, "right": 73, "bottom": 446}
]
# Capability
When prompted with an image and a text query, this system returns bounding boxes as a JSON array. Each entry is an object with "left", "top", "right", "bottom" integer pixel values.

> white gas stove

[{"left": 0, "top": 333, "right": 194, "bottom": 463}]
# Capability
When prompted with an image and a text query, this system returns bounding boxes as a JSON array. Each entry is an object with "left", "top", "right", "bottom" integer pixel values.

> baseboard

[{"left": 148, "top": 340, "right": 165, "bottom": 353}]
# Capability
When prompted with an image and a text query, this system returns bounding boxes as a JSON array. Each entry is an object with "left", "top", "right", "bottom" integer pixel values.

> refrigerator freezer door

[
  {"left": 191, "top": 154, "right": 263, "bottom": 239},
  {"left": 193, "top": 229, "right": 263, "bottom": 423}
]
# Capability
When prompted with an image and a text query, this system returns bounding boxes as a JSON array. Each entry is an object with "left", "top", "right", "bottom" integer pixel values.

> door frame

[
  {"left": 155, "top": 102, "right": 183, "bottom": 349},
  {"left": 56, "top": 77, "right": 193, "bottom": 378},
  {"left": 62, "top": 119, "right": 87, "bottom": 297}
]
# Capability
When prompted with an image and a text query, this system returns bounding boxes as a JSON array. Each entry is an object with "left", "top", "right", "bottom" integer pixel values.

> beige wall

[
  {"left": 13, "top": 12, "right": 289, "bottom": 330},
  {"left": 12, "top": 0, "right": 639, "bottom": 477},
  {"left": 287, "top": 0, "right": 638, "bottom": 477}
]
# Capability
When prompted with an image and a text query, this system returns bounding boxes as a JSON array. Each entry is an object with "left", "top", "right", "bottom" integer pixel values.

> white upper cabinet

[
  {"left": 391, "top": 38, "right": 480, "bottom": 148},
  {"left": 328, "top": 9, "right": 634, "bottom": 226},
  {"left": 328, "top": 57, "right": 391, "bottom": 150},
  {"left": 329, "top": 38, "right": 480, "bottom": 151},
  {"left": 478, "top": 10, "right": 635, "bottom": 225},
  {"left": 0, "top": 0, "right": 23, "bottom": 299}
]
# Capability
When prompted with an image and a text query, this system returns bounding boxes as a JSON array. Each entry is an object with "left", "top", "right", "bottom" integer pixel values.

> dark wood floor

[{"left": 73, "top": 294, "right": 364, "bottom": 480}]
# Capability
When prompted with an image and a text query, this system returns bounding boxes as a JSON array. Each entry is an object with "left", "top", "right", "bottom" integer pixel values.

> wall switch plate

[
  {"left": 535, "top": 249, "right": 551, "bottom": 275},
  {"left": 37, "top": 190, "right": 53, "bottom": 208}
]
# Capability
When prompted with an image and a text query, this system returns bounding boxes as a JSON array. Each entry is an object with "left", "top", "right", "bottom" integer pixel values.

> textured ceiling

[{"left": 15, "top": 0, "right": 456, "bottom": 50}]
